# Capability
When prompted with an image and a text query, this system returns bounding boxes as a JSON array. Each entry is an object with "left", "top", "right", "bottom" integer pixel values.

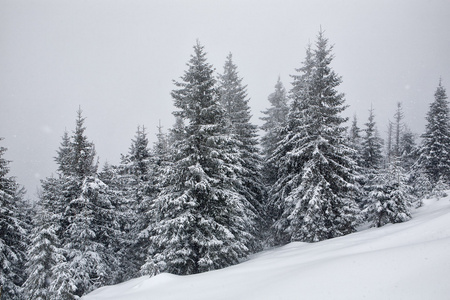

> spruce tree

[
  {"left": 0, "top": 138, "right": 28, "bottom": 300},
  {"left": 147, "top": 42, "right": 256, "bottom": 275},
  {"left": 218, "top": 53, "right": 266, "bottom": 249},
  {"left": 359, "top": 107, "right": 384, "bottom": 211},
  {"left": 269, "top": 31, "right": 360, "bottom": 244},
  {"left": 30, "top": 109, "right": 117, "bottom": 298},
  {"left": 416, "top": 80, "right": 450, "bottom": 184},
  {"left": 117, "top": 126, "right": 155, "bottom": 279},
  {"left": 361, "top": 107, "right": 384, "bottom": 171},
  {"left": 260, "top": 77, "right": 289, "bottom": 185},
  {"left": 365, "top": 158, "right": 412, "bottom": 227},
  {"left": 23, "top": 206, "right": 63, "bottom": 300}
]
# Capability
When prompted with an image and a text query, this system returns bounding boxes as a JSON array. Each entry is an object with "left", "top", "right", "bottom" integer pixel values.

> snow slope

[{"left": 82, "top": 196, "right": 450, "bottom": 300}]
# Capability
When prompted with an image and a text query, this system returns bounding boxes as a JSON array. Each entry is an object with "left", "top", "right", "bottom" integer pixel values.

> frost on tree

[
  {"left": 365, "top": 158, "right": 412, "bottom": 227},
  {"left": 268, "top": 31, "right": 360, "bottom": 244},
  {"left": 260, "top": 77, "right": 289, "bottom": 186},
  {"left": 0, "top": 138, "right": 28, "bottom": 300},
  {"left": 146, "top": 42, "right": 256, "bottom": 275},
  {"left": 416, "top": 80, "right": 450, "bottom": 186},
  {"left": 28, "top": 109, "right": 119, "bottom": 299},
  {"left": 218, "top": 53, "right": 266, "bottom": 250}
]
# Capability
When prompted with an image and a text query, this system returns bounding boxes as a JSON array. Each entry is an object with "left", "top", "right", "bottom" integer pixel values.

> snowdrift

[{"left": 82, "top": 196, "right": 450, "bottom": 300}]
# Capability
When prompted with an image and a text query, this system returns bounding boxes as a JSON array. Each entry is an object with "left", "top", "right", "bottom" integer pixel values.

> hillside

[{"left": 82, "top": 195, "right": 450, "bottom": 300}]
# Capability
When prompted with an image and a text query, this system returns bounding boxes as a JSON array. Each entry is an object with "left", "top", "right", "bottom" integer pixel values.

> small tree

[{"left": 366, "top": 158, "right": 412, "bottom": 227}]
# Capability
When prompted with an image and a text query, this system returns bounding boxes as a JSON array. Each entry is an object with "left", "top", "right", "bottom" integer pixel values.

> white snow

[{"left": 82, "top": 195, "right": 450, "bottom": 300}]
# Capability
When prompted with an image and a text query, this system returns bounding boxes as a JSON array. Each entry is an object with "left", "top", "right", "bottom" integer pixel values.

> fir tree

[
  {"left": 147, "top": 42, "right": 256, "bottom": 275},
  {"left": 260, "top": 77, "right": 289, "bottom": 185},
  {"left": 23, "top": 207, "right": 63, "bottom": 300},
  {"left": 30, "top": 110, "right": 117, "bottom": 298},
  {"left": 0, "top": 138, "right": 28, "bottom": 300},
  {"left": 272, "top": 31, "right": 359, "bottom": 243},
  {"left": 117, "top": 126, "right": 155, "bottom": 279},
  {"left": 269, "top": 31, "right": 360, "bottom": 244},
  {"left": 361, "top": 107, "right": 384, "bottom": 171},
  {"left": 416, "top": 80, "right": 450, "bottom": 184},
  {"left": 365, "top": 158, "right": 412, "bottom": 227},
  {"left": 218, "top": 53, "right": 266, "bottom": 250},
  {"left": 359, "top": 106, "right": 385, "bottom": 211}
]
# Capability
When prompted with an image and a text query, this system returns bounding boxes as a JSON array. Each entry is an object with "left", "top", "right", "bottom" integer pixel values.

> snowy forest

[{"left": 1, "top": 31, "right": 450, "bottom": 299}]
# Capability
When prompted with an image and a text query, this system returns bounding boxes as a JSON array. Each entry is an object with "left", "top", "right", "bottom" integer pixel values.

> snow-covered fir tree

[
  {"left": 268, "top": 31, "right": 361, "bottom": 244},
  {"left": 116, "top": 126, "right": 156, "bottom": 279},
  {"left": 260, "top": 77, "right": 289, "bottom": 186},
  {"left": 146, "top": 42, "right": 257, "bottom": 275},
  {"left": 63, "top": 176, "right": 119, "bottom": 296},
  {"left": 361, "top": 107, "right": 384, "bottom": 172},
  {"left": 23, "top": 205, "right": 63, "bottom": 300},
  {"left": 28, "top": 109, "right": 119, "bottom": 298},
  {"left": 359, "top": 107, "right": 384, "bottom": 211},
  {"left": 218, "top": 53, "right": 266, "bottom": 249},
  {"left": 365, "top": 157, "right": 412, "bottom": 227},
  {"left": 0, "top": 138, "right": 29, "bottom": 300},
  {"left": 416, "top": 80, "right": 450, "bottom": 185},
  {"left": 400, "top": 126, "right": 417, "bottom": 172}
]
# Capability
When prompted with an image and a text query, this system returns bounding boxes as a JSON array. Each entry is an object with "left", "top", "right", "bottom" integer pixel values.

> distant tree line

[{"left": 1, "top": 30, "right": 449, "bottom": 299}]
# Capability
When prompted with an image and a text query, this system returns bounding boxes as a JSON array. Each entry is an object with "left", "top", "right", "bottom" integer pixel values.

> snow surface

[{"left": 82, "top": 196, "right": 450, "bottom": 300}]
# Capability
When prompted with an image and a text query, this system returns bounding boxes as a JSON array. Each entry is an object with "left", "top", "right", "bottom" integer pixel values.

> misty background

[{"left": 1, "top": 0, "right": 450, "bottom": 200}]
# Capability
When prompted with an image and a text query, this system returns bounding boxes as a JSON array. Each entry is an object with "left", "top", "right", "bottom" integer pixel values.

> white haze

[{"left": 1, "top": 0, "right": 450, "bottom": 199}]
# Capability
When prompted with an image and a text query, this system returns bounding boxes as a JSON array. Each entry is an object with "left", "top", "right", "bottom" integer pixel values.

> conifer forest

[{"left": 2, "top": 31, "right": 450, "bottom": 299}]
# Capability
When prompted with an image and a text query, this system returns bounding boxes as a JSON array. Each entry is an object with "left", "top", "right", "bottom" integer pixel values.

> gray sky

[{"left": 1, "top": 0, "right": 450, "bottom": 199}]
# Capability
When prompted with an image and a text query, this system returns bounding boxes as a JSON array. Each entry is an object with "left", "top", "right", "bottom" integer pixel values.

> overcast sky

[{"left": 1, "top": 0, "right": 450, "bottom": 199}]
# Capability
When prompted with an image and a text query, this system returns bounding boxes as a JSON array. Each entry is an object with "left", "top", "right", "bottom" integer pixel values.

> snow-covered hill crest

[{"left": 83, "top": 196, "right": 450, "bottom": 300}]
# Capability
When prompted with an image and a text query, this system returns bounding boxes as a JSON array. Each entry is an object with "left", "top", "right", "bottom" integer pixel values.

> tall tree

[
  {"left": 146, "top": 42, "right": 256, "bottom": 275},
  {"left": 117, "top": 126, "right": 156, "bottom": 279},
  {"left": 416, "top": 80, "right": 450, "bottom": 184},
  {"left": 0, "top": 138, "right": 28, "bottom": 300},
  {"left": 260, "top": 77, "right": 290, "bottom": 185},
  {"left": 29, "top": 109, "right": 117, "bottom": 299},
  {"left": 269, "top": 31, "right": 360, "bottom": 244},
  {"left": 218, "top": 53, "right": 266, "bottom": 249}
]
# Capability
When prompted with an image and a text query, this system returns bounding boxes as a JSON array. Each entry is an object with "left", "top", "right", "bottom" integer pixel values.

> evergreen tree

[
  {"left": 260, "top": 77, "right": 289, "bottom": 185},
  {"left": 359, "top": 107, "right": 384, "bottom": 211},
  {"left": 365, "top": 158, "right": 412, "bottom": 227},
  {"left": 361, "top": 107, "right": 384, "bottom": 171},
  {"left": 147, "top": 42, "right": 256, "bottom": 275},
  {"left": 23, "top": 206, "right": 63, "bottom": 300},
  {"left": 63, "top": 177, "right": 118, "bottom": 296},
  {"left": 218, "top": 53, "right": 266, "bottom": 250},
  {"left": 269, "top": 31, "right": 360, "bottom": 244},
  {"left": 29, "top": 110, "right": 117, "bottom": 298},
  {"left": 0, "top": 139, "right": 29, "bottom": 300},
  {"left": 416, "top": 80, "right": 450, "bottom": 184},
  {"left": 117, "top": 126, "right": 156, "bottom": 279},
  {"left": 400, "top": 126, "right": 417, "bottom": 171},
  {"left": 348, "top": 114, "right": 364, "bottom": 172}
]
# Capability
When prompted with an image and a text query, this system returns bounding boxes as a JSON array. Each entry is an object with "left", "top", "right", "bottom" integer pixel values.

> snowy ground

[{"left": 82, "top": 195, "right": 450, "bottom": 300}]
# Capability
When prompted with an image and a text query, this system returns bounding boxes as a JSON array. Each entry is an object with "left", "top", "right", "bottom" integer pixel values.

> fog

[{"left": 1, "top": 0, "right": 450, "bottom": 199}]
